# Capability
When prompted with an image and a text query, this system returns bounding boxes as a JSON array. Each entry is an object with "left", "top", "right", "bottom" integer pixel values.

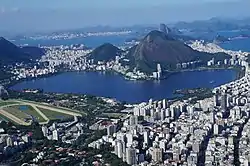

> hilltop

[
  {"left": 0, "top": 37, "right": 45, "bottom": 65},
  {"left": 87, "top": 43, "right": 123, "bottom": 62},
  {"left": 124, "top": 30, "right": 199, "bottom": 72}
]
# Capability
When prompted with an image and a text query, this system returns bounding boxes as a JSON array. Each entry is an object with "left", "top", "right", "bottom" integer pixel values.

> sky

[{"left": 0, "top": 0, "right": 250, "bottom": 34}]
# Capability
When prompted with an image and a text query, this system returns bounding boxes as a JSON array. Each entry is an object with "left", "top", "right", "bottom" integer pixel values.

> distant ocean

[
  {"left": 12, "top": 34, "right": 136, "bottom": 48},
  {"left": 186, "top": 30, "right": 250, "bottom": 52},
  {"left": 12, "top": 30, "right": 250, "bottom": 52}
]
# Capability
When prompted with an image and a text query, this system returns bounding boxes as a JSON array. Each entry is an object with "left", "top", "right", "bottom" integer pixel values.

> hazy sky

[{"left": 0, "top": 0, "right": 250, "bottom": 33}]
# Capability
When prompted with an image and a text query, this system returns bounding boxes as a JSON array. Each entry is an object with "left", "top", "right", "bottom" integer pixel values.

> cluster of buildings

[
  {"left": 26, "top": 30, "right": 132, "bottom": 41},
  {"left": 176, "top": 61, "right": 200, "bottom": 70},
  {"left": 22, "top": 145, "right": 86, "bottom": 165},
  {"left": 0, "top": 129, "right": 32, "bottom": 161},
  {"left": 40, "top": 47, "right": 92, "bottom": 69},
  {"left": 152, "top": 64, "right": 162, "bottom": 79},
  {"left": 12, "top": 65, "right": 56, "bottom": 80},
  {"left": 207, "top": 56, "right": 248, "bottom": 67},
  {"left": 239, "top": 118, "right": 250, "bottom": 165},
  {"left": 39, "top": 46, "right": 152, "bottom": 80},
  {"left": 88, "top": 63, "right": 250, "bottom": 165},
  {"left": 190, "top": 40, "right": 249, "bottom": 59},
  {"left": 41, "top": 117, "right": 85, "bottom": 144}
]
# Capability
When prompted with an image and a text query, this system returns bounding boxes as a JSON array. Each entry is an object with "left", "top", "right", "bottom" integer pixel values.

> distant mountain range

[
  {"left": 0, "top": 37, "right": 45, "bottom": 66},
  {"left": 174, "top": 17, "right": 250, "bottom": 32},
  {"left": 89, "top": 30, "right": 230, "bottom": 73}
]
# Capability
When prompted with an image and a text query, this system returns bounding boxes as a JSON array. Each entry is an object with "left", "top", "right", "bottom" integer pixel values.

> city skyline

[{"left": 0, "top": 0, "right": 250, "bottom": 33}]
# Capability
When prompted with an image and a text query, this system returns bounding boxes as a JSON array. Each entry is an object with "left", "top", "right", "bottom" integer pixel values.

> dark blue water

[
  {"left": 19, "top": 105, "right": 28, "bottom": 111},
  {"left": 11, "top": 70, "right": 237, "bottom": 103},
  {"left": 219, "top": 38, "right": 250, "bottom": 52}
]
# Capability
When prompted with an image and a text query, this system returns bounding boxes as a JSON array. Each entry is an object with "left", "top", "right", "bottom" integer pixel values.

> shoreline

[
  {"left": 7, "top": 67, "right": 243, "bottom": 104},
  {"left": 8, "top": 66, "right": 242, "bottom": 87}
]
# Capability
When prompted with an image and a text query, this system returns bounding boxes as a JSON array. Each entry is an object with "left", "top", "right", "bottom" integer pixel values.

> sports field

[{"left": 0, "top": 99, "right": 84, "bottom": 125}]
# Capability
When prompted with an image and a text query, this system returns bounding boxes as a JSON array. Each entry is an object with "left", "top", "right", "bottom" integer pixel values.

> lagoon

[{"left": 11, "top": 69, "right": 237, "bottom": 103}]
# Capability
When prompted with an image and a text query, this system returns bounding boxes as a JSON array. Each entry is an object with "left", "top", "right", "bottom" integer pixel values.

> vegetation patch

[
  {"left": 0, "top": 101, "right": 20, "bottom": 107},
  {"left": 99, "top": 112, "right": 127, "bottom": 119},
  {"left": 3, "top": 105, "right": 47, "bottom": 123},
  {"left": 37, "top": 107, "right": 73, "bottom": 120}
]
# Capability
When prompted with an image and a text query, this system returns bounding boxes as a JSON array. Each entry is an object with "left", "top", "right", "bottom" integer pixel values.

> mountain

[
  {"left": 0, "top": 37, "right": 44, "bottom": 65},
  {"left": 87, "top": 43, "right": 123, "bottom": 62},
  {"left": 124, "top": 30, "right": 230, "bottom": 72},
  {"left": 21, "top": 46, "right": 46, "bottom": 59},
  {"left": 124, "top": 30, "right": 199, "bottom": 72},
  {"left": 174, "top": 17, "right": 250, "bottom": 32}
]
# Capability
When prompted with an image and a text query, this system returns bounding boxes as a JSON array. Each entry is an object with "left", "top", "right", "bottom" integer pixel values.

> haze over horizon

[{"left": 0, "top": 0, "right": 250, "bottom": 34}]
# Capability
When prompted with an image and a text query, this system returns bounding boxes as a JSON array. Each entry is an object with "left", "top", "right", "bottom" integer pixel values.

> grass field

[
  {"left": 38, "top": 107, "right": 73, "bottom": 120},
  {"left": 0, "top": 101, "right": 20, "bottom": 107},
  {"left": 0, "top": 114, "right": 9, "bottom": 122},
  {"left": 3, "top": 105, "right": 32, "bottom": 122},
  {"left": 0, "top": 99, "right": 83, "bottom": 125},
  {"left": 3, "top": 105, "right": 47, "bottom": 123},
  {"left": 18, "top": 99, "right": 85, "bottom": 115}
]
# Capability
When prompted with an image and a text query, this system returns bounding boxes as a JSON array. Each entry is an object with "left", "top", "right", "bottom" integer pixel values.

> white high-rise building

[
  {"left": 143, "top": 131, "right": 150, "bottom": 145},
  {"left": 157, "top": 64, "right": 162, "bottom": 73},
  {"left": 126, "top": 133, "right": 133, "bottom": 146},
  {"left": 22, "top": 135, "right": 30, "bottom": 143},
  {"left": 214, "top": 124, "right": 219, "bottom": 135},
  {"left": 114, "top": 140, "right": 119, "bottom": 155},
  {"left": 6, "top": 137, "right": 13, "bottom": 147},
  {"left": 52, "top": 129, "right": 59, "bottom": 141},
  {"left": 42, "top": 126, "right": 49, "bottom": 137},
  {"left": 126, "top": 147, "right": 137, "bottom": 165},
  {"left": 107, "top": 125, "right": 116, "bottom": 136},
  {"left": 160, "top": 109, "right": 165, "bottom": 121},
  {"left": 159, "top": 139, "right": 167, "bottom": 152},
  {"left": 165, "top": 108, "right": 170, "bottom": 117},
  {"left": 149, "top": 99, "right": 153, "bottom": 105},
  {"left": 129, "top": 115, "right": 138, "bottom": 126},
  {"left": 152, "top": 147, "right": 163, "bottom": 163},
  {"left": 192, "top": 142, "right": 200, "bottom": 153},
  {"left": 162, "top": 99, "right": 167, "bottom": 109},
  {"left": 117, "top": 132, "right": 126, "bottom": 142},
  {"left": 170, "top": 105, "right": 175, "bottom": 119},
  {"left": 52, "top": 122, "right": 57, "bottom": 130},
  {"left": 117, "top": 140, "right": 124, "bottom": 158}
]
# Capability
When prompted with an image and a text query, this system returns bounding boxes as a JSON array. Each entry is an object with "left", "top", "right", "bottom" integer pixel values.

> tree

[{"left": 31, "top": 122, "right": 44, "bottom": 140}]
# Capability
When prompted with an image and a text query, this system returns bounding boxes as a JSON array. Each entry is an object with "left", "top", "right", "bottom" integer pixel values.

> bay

[
  {"left": 12, "top": 34, "right": 136, "bottom": 48},
  {"left": 219, "top": 38, "right": 250, "bottom": 52},
  {"left": 11, "top": 69, "right": 237, "bottom": 103}
]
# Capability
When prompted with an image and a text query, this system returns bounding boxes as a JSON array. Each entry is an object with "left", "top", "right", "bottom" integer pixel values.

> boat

[{"left": 210, "top": 80, "right": 215, "bottom": 84}]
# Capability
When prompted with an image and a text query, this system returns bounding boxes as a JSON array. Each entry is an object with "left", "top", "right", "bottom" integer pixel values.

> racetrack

[{"left": 0, "top": 99, "right": 84, "bottom": 125}]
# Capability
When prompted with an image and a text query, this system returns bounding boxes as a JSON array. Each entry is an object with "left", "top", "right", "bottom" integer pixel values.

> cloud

[
  {"left": 11, "top": 7, "right": 19, "bottom": 12},
  {"left": 0, "top": 7, "right": 5, "bottom": 13},
  {"left": 0, "top": 6, "right": 19, "bottom": 14}
]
